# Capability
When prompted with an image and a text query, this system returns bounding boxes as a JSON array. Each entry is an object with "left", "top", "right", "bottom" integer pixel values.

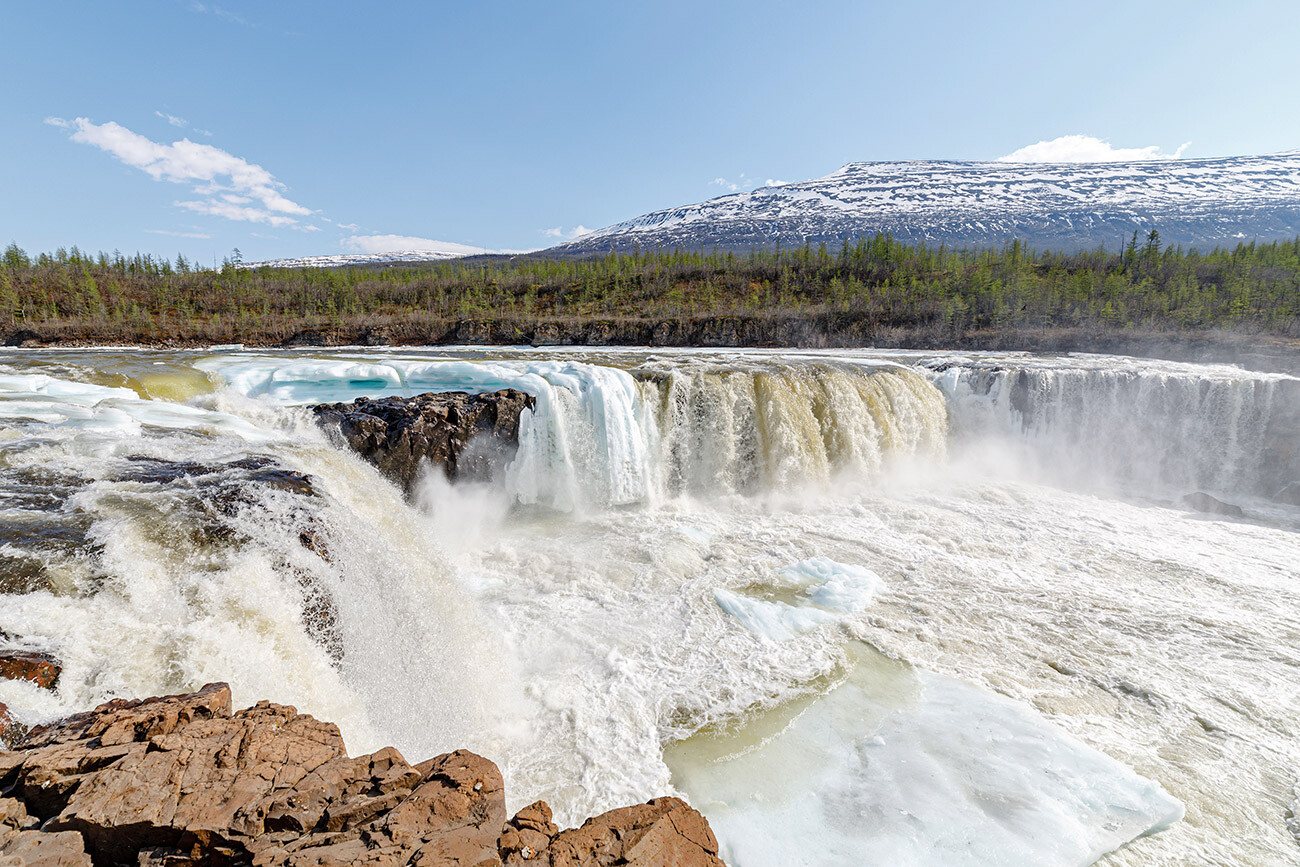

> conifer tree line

[{"left": 1, "top": 233, "right": 1298, "bottom": 344}]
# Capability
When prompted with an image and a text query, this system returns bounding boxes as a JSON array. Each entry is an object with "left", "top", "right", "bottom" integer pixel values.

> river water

[{"left": 0, "top": 346, "right": 1297, "bottom": 866}]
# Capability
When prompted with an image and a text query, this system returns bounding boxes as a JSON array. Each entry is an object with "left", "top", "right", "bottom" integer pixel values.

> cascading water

[
  {"left": 639, "top": 363, "right": 949, "bottom": 497},
  {"left": 0, "top": 346, "right": 1297, "bottom": 867},
  {"left": 194, "top": 352, "right": 951, "bottom": 507},
  {"left": 931, "top": 354, "right": 1300, "bottom": 501}
]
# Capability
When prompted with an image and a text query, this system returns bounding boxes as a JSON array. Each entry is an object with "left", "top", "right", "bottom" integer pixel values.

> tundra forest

[{"left": 2, "top": 232, "right": 1298, "bottom": 348}]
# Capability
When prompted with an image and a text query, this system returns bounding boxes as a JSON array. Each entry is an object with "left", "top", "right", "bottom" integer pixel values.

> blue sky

[{"left": 4, "top": 0, "right": 1299, "bottom": 262}]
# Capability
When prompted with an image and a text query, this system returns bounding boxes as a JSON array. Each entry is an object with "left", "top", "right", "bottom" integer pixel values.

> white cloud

[
  {"left": 155, "top": 110, "right": 188, "bottom": 128},
  {"left": 711, "top": 175, "right": 751, "bottom": 193},
  {"left": 44, "top": 116, "right": 70, "bottom": 128},
  {"left": 58, "top": 117, "right": 312, "bottom": 226},
  {"left": 711, "top": 174, "right": 787, "bottom": 193},
  {"left": 144, "top": 229, "right": 211, "bottom": 239},
  {"left": 175, "top": 199, "right": 297, "bottom": 226},
  {"left": 998, "top": 135, "right": 1191, "bottom": 163},
  {"left": 542, "top": 225, "right": 592, "bottom": 240},
  {"left": 337, "top": 222, "right": 359, "bottom": 231},
  {"left": 343, "top": 234, "right": 493, "bottom": 256}
]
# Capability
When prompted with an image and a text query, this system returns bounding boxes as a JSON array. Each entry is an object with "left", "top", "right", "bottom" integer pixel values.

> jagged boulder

[
  {"left": 0, "top": 653, "right": 60, "bottom": 691},
  {"left": 501, "top": 798, "right": 725, "bottom": 867},
  {"left": 313, "top": 390, "right": 536, "bottom": 495},
  {"left": 0, "top": 685, "right": 726, "bottom": 867}
]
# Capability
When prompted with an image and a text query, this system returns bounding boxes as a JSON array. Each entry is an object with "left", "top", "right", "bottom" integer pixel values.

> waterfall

[
  {"left": 930, "top": 357, "right": 1300, "bottom": 500},
  {"left": 643, "top": 365, "right": 948, "bottom": 497},
  {"left": 4, "top": 348, "right": 1300, "bottom": 865},
  {"left": 194, "top": 354, "right": 952, "bottom": 508}
]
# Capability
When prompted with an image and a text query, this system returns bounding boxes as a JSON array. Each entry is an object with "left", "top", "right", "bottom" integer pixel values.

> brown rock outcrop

[
  {"left": 313, "top": 390, "right": 536, "bottom": 495},
  {"left": 530, "top": 798, "right": 725, "bottom": 867},
  {"left": 0, "top": 684, "right": 726, "bottom": 867},
  {"left": 0, "top": 653, "right": 60, "bottom": 691}
]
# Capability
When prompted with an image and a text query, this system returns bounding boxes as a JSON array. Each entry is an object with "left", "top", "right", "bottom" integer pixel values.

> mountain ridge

[{"left": 550, "top": 150, "right": 1300, "bottom": 254}]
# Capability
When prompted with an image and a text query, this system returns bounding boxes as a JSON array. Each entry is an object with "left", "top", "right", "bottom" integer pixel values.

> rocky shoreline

[{"left": 0, "top": 683, "right": 726, "bottom": 867}]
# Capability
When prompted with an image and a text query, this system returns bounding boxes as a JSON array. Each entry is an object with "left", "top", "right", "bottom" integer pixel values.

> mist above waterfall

[{"left": 0, "top": 346, "right": 1297, "bottom": 866}]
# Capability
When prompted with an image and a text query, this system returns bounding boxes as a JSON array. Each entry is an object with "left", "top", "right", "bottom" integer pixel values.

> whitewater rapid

[{"left": 0, "top": 346, "right": 1297, "bottom": 866}]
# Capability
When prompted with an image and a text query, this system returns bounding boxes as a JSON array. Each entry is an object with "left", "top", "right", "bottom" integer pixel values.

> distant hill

[
  {"left": 248, "top": 250, "right": 479, "bottom": 269},
  {"left": 549, "top": 151, "right": 1300, "bottom": 254}
]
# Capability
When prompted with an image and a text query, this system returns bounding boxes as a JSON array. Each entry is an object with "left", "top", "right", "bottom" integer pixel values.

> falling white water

[
  {"left": 930, "top": 354, "right": 1297, "bottom": 500},
  {"left": 0, "top": 347, "right": 1297, "bottom": 866}
]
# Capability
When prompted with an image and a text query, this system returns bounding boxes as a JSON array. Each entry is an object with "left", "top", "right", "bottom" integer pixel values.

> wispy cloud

[
  {"left": 155, "top": 110, "right": 188, "bottom": 128},
  {"left": 711, "top": 175, "right": 752, "bottom": 193},
  {"left": 43, "top": 117, "right": 70, "bottom": 129},
  {"left": 51, "top": 116, "right": 312, "bottom": 227},
  {"left": 998, "top": 135, "right": 1191, "bottom": 163},
  {"left": 542, "top": 225, "right": 592, "bottom": 240},
  {"left": 189, "top": 1, "right": 249, "bottom": 26},
  {"left": 144, "top": 229, "right": 212, "bottom": 239},
  {"left": 765, "top": 178, "right": 788, "bottom": 187}
]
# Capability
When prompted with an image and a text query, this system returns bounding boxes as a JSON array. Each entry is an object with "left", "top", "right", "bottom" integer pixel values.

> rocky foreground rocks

[
  {"left": 0, "top": 684, "right": 725, "bottom": 867},
  {"left": 313, "top": 391, "right": 536, "bottom": 496}
]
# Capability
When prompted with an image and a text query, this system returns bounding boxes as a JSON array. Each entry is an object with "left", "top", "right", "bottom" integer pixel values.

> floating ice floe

[
  {"left": 668, "top": 643, "right": 1184, "bottom": 867},
  {"left": 0, "top": 371, "right": 277, "bottom": 442}
]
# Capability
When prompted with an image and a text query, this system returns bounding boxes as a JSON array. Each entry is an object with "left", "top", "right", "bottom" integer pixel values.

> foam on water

[
  {"left": 1, "top": 348, "right": 1297, "bottom": 865},
  {"left": 712, "top": 557, "right": 883, "bottom": 641}
]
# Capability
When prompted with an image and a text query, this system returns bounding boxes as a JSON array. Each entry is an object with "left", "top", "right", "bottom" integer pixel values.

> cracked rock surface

[{"left": 0, "top": 684, "right": 725, "bottom": 867}]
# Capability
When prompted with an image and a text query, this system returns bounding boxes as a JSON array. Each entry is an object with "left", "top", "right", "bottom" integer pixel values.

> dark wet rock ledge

[
  {"left": 313, "top": 390, "right": 536, "bottom": 496},
  {"left": 0, "top": 683, "right": 726, "bottom": 867}
]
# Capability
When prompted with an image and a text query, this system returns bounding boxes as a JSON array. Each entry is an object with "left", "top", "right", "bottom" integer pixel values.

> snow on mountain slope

[
  {"left": 247, "top": 250, "right": 478, "bottom": 269},
  {"left": 554, "top": 151, "right": 1300, "bottom": 254}
]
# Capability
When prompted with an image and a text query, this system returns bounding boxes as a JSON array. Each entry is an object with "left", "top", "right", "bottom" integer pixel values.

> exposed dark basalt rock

[
  {"left": 280, "top": 330, "right": 329, "bottom": 348},
  {"left": 313, "top": 390, "right": 537, "bottom": 496},
  {"left": 1181, "top": 491, "right": 1245, "bottom": 518},
  {"left": 2, "top": 330, "right": 42, "bottom": 348},
  {"left": 0, "top": 684, "right": 725, "bottom": 867}
]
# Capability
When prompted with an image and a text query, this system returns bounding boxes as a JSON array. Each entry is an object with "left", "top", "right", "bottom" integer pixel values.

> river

[{"left": 0, "top": 346, "right": 1296, "bottom": 866}]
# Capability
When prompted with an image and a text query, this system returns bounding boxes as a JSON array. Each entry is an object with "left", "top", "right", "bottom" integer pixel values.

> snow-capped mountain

[
  {"left": 247, "top": 250, "right": 478, "bottom": 269},
  {"left": 552, "top": 151, "right": 1300, "bottom": 254}
]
